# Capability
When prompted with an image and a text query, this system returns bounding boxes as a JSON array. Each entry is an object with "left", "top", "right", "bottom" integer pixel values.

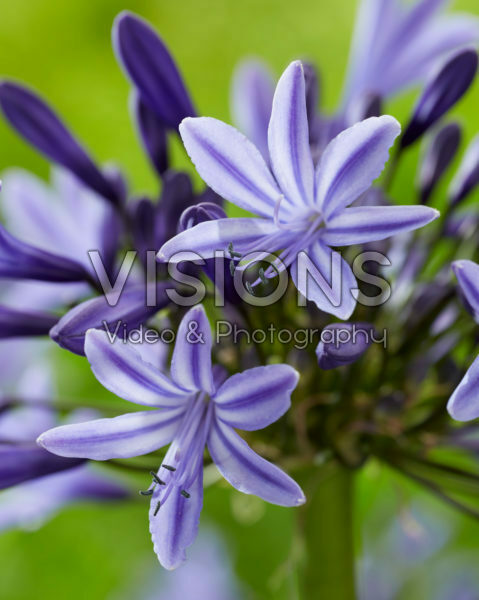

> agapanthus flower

[
  {"left": 447, "top": 260, "right": 479, "bottom": 421},
  {"left": 158, "top": 61, "right": 439, "bottom": 318},
  {"left": 37, "top": 305, "right": 304, "bottom": 569}
]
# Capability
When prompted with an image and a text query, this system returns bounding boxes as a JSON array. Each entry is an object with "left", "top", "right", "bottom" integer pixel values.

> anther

[
  {"left": 228, "top": 242, "right": 242, "bottom": 259},
  {"left": 154, "top": 501, "right": 161, "bottom": 516},
  {"left": 150, "top": 471, "right": 165, "bottom": 485},
  {"left": 139, "top": 489, "right": 154, "bottom": 496},
  {"left": 181, "top": 490, "right": 191, "bottom": 499},
  {"left": 245, "top": 282, "right": 255, "bottom": 295},
  {"left": 258, "top": 267, "right": 268, "bottom": 284},
  {"left": 229, "top": 260, "right": 236, "bottom": 276},
  {"left": 162, "top": 464, "right": 176, "bottom": 472}
]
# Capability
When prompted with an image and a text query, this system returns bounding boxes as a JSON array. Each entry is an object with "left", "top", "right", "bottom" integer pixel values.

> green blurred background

[{"left": 1, "top": 1, "right": 479, "bottom": 598}]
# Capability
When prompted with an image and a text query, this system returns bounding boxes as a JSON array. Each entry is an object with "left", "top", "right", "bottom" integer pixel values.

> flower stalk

[{"left": 296, "top": 460, "right": 356, "bottom": 600}]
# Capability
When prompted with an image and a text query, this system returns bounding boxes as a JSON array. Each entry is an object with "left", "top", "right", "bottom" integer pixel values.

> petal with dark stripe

[
  {"left": 268, "top": 61, "right": 314, "bottom": 208},
  {"left": 171, "top": 305, "right": 214, "bottom": 395},
  {"left": 179, "top": 117, "right": 283, "bottom": 218},
  {"left": 321, "top": 205, "right": 439, "bottom": 246},
  {"left": 37, "top": 408, "right": 185, "bottom": 460},
  {"left": 207, "top": 419, "right": 305, "bottom": 507},
  {"left": 213, "top": 365, "right": 298, "bottom": 431},
  {"left": 84, "top": 329, "right": 190, "bottom": 408},
  {"left": 149, "top": 465, "right": 203, "bottom": 570}
]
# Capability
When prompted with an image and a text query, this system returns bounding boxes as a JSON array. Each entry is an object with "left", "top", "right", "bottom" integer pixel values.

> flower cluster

[{"left": 2, "top": 0, "right": 479, "bottom": 588}]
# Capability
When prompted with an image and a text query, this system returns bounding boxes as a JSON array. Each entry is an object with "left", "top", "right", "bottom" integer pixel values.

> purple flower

[
  {"left": 447, "top": 260, "right": 479, "bottom": 421},
  {"left": 342, "top": 0, "right": 479, "bottom": 109},
  {"left": 158, "top": 62, "right": 439, "bottom": 319},
  {"left": 37, "top": 305, "right": 304, "bottom": 569}
]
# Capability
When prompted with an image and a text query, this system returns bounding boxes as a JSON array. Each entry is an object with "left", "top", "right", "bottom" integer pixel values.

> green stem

[{"left": 295, "top": 461, "right": 357, "bottom": 600}]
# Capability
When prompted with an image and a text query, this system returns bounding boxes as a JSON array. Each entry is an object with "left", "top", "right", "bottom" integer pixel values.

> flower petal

[
  {"left": 179, "top": 116, "right": 283, "bottom": 218},
  {"left": 171, "top": 305, "right": 214, "bottom": 394},
  {"left": 452, "top": 260, "right": 479, "bottom": 322},
  {"left": 84, "top": 329, "right": 190, "bottom": 408},
  {"left": 0, "top": 223, "right": 89, "bottom": 283},
  {"left": 51, "top": 282, "right": 171, "bottom": 356},
  {"left": 157, "top": 217, "right": 279, "bottom": 262},
  {"left": 316, "top": 322, "right": 375, "bottom": 370},
  {"left": 0, "top": 305, "right": 58, "bottom": 338},
  {"left": 213, "top": 365, "right": 298, "bottom": 431},
  {"left": 0, "top": 82, "right": 120, "bottom": 205},
  {"left": 37, "top": 408, "right": 184, "bottom": 460},
  {"left": 113, "top": 11, "right": 195, "bottom": 130},
  {"left": 208, "top": 419, "right": 305, "bottom": 507},
  {"left": 321, "top": 205, "right": 439, "bottom": 246},
  {"left": 149, "top": 465, "right": 203, "bottom": 570},
  {"left": 290, "top": 242, "right": 358, "bottom": 319},
  {"left": 0, "top": 443, "right": 84, "bottom": 490},
  {"left": 316, "top": 116, "right": 400, "bottom": 220},
  {"left": 131, "top": 92, "right": 169, "bottom": 175},
  {"left": 231, "top": 59, "right": 274, "bottom": 162},
  {"left": 447, "top": 354, "right": 479, "bottom": 422},
  {"left": 268, "top": 61, "right": 314, "bottom": 208}
]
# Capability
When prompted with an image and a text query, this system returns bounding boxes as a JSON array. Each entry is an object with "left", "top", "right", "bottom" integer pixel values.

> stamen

[
  {"left": 229, "top": 259, "right": 236, "bottom": 276},
  {"left": 154, "top": 501, "right": 161, "bottom": 516},
  {"left": 139, "top": 489, "right": 154, "bottom": 496},
  {"left": 150, "top": 471, "right": 165, "bottom": 485},
  {"left": 245, "top": 282, "right": 255, "bottom": 295},
  {"left": 180, "top": 490, "right": 191, "bottom": 499},
  {"left": 228, "top": 242, "right": 242, "bottom": 258},
  {"left": 162, "top": 464, "right": 176, "bottom": 472}
]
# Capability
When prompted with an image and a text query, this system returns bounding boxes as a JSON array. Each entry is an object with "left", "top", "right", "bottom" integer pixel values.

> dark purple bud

[
  {"left": 129, "top": 196, "right": 158, "bottom": 263},
  {"left": 113, "top": 11, "right": 196, "bottom": 130},
  {"left": 316, "top": 322, "right": 375, "bottom": 370},
  {"left": 401, "top": 49, "right": 478, "bottom": 148},
  {"left": 449, "top": 134, "right": 479, "bottom": 207},
  {"left": 452, "top": 260, "right": 479, "bottom": 321},
  {"left": 0, "top": 443, "right": 84, "bottom": 490},
  {"left": 0, "top": 82, "right": 121, "bottom": 205},
  {"left": 156, "top": 171, "right": 196, "bottom": 245},
  {"left": 178, "top": 202, "right": 227, "bottom": 231},
  {"left": 0, "top": 305, "right": 58, "bottom": 338},
  {"left": 131, "top": 92, "right": 169, "bottom": 175},
  {"left": 0, "top": 223, "right": 89, "bottom": 283},
  {"left": 50, "top": 282, "right": 171, "bottom": 355},
  {"left": 419, "top": 122, "right": 462, "bottom": 203}
]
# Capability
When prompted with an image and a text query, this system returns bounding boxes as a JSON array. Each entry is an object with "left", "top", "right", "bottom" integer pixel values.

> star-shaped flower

[
  {"left": 158, "top": 61, "right": 439, "bottom": 318},
  {"left": 37, "top": 305, "right": 304, "bottom": 569}
]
